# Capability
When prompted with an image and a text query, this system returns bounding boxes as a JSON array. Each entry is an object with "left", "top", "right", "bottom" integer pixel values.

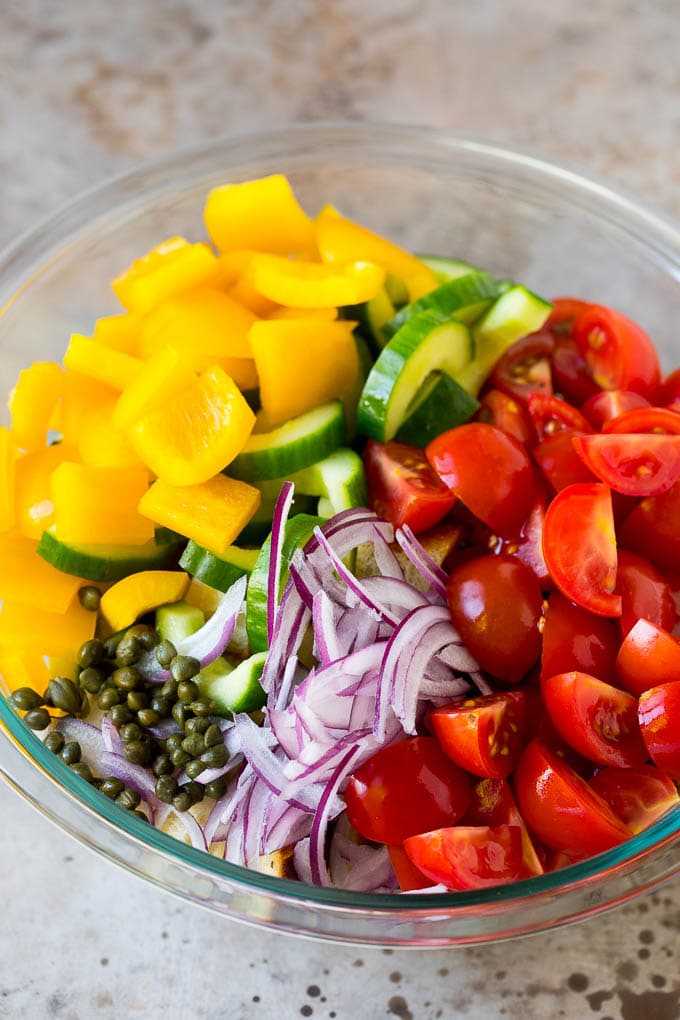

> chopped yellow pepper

[
  {"left": 8, "top": 362, "right": 63, "bottom": 451},
  {"left": 64, "top": 334, "right": 144, "bottom": 392},
  {"left": 315, "top": 205, "right": 438, "bottom": 301},
  {"left": 139, "top": 287, "right": 256, "bottom": 365},
  {"left": 139, "top": 475, "right": 261, "bottom": 555},
  {"left": 218, "top": 357, "right": 258, "bottom": 392},
  {"left": 77, "top": 396, "right": 143, "bottom": 470},
  {"left": 249, "top": 319, "right": 359, "bottom": 427},
  {"left": 0, "top": 532, "right": 85, "bottom": 614},
  {"left": 92, "top": 313, "right": 143, "bottom": 355},
  {"left": 223, "top": 252, "right": 279, "bottom": 317},
  {"left": 112, "top": 238, "right": 219, "bottom": 315},
  {"left": 113, "top": 347, "right": 196, "bottom": 430},
  {"left": 100, "top": 570, "right": 190, "bottom": 632},
  {"left": 250, "top": 255, "right": 385, "bottom": 308},
  {"left": 51, "top": 462, "right": 153, "bottom": 545},
  {"left": 0, "top": 600, "right": 96, "bottom": 660},
  {"left": 0, "top": 649, "right": 50, "bottom": 697},
  {"left": 204, "top": 175, "right": 315, "bottom": 255},
  {"left": 184, "top": 577, "right": 221, "bottom": 616},
  {"left": 130, "top": 365, "right": 255, "bottom": 486},
  {"left": 14, "top": 442, "right": 78, "bottom": 540},
  {"left": 57, "top": 370, "right": 117, "bottom": 444},
  {"left": 0, "top": 427, "right": 15, "bottom": 533},
  {"left": 267, "top": 306, "right": 338, "bottom": 321}
]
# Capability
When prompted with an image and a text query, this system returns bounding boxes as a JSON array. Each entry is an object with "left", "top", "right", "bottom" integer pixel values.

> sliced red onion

[
  {"left": 371, "top": 526, "right": 404, "bottom": 579},
  {"left": 395, "top": 525, "right": 447, "bottom": 598},
  {"left": 101, "top": 714, "right": 123, "bottom": 755},
  {"left": 233, "top": 712, "right": 316, "bottom": 811},
  {"left": 155, "top": 802, "right": 207, "bottom": 851},
  {"left": 100, "top": 751, "right": 157, "bottom": 801},
  {"left": 307, "top": 744, "right": 360, "bottom": 887},
  {"left": 312, "top": 590, "right": 341, "bottom": 666},
  {"left": 267, "top": 481, "right": 295, "bottom": 645},
  {"left": 55, "top": 718, "right": 105, "bottom": 772},
  {"left": 360, "top": 575, "right": 431, "bottom": 617},
  {"left": 312, "top": 526, "right": 400, "bottom": 627},
  {"left": 263, "top": 801, "right": 313, "bottom": 854}
]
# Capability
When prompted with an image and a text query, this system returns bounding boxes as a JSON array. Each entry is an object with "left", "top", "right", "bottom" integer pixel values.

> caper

[
  {"left": 47, "top": 677, "right": 86, "bottom": 717},
  {"left": 173, "top": 660, "right": 201, "bottom": 688},
  {"left": 152, "top": 753, "right": 174, "bottom": 777},
  {"left": 115, "top": 635, "right": 142, "bottom": 667},
  {"left": 70, "top": 761, "right": 93, "bottom": 783},
  {"left": 204, "top": 723, "right": 223, "bottom": 748},
  {"left": 60, "top": 741, "right": 81, "bottom": 765},
  {"left": 77, "top": 638, "right": 104, "bottom": 668},
  {"left": 124, "top": 740, "right": 152, "bottom": 766},
  {"left": 155, "top": 640, "right": 177, "bottom": 669},
  {"left": 172, "top": 791, "right": 192, "bottom": 813},
  {"left": 10, "top": 687, "right": 45, "bottom": 712},
  {"left": 116, "top": 788, "right": 141, "bottom": 811},
  {"left": 160, "top": 677, "right": 178, "bottom": 700},
  {"left": 78, "top": 666, "right": 106, "bottom": 694},
  {"left": 133, "top": 809, "right": 149, "bottom": 823},
  {"left": 184, "top": 759, "right": 207, "bottom": 780},
  {"left": 171, "top": 701, "right": 188, "bottom": 729},
  {"left": 181, "top": 733, "right": 206, "bottom": 757},
  {"left": 78, "top": 585, "right": 101, "bottom": 612},
  {"left": 108, "top": 704, "right": 132, "bottom": 727},
  {"left": 184, "top": 716, "right": 210, "bottom": 735},
  {"left": 184, "top": 781, "right": 204, "bottom": 805},
  {"left": 175, "top": 676, "right": 199, "bottom": 703},
  {"left": 189, "top": 699, "right": 213, "bottom": 718},
  {"left": 24, "top": 708, "right": 51, "bottom": 731},
  {"left": 170, "top": 747, "right": 191, "bottom": 768},
  {"left": 126, "top": 689, "right": 149, "bottom": 712},
  {"left": 137, "top": 708, "right": 159, "bottom": 728},
  {"left": 125, "top": 624, "right": 158, "bottom": 651},
  {"left": 100, "top": 776, "right": 125, "bottom": 799},
  {"left": 44, "top": 730, "right": 65, "bottom": 755},
  {"left": 165, "top": 733, "right": 184, "bottom": 754},
  {"left": 150, "top": 695, "right": 171, "bottom": 717},
  {"left": 200, "top": 744, "right": 228, "bottom": 769},
  {"left": 112, "top": 667, "right": 141, "bottom": 691},
  {"left": 204, "top": 778, "right": 227, "bottom": 800},
  {"left": 154, "top": 775, "right": 178, "bottom": 803},
  {"left": 103, "top": 634, "right": 123, "bottom": 659},
  {"left": 120, "top": 722, "right": 142, "bottom": 744},
  {"left": 97, "top": 686, "right": 121, "bottom": 710}
]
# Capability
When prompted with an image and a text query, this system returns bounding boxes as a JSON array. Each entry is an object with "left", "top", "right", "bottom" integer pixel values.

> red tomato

[
  {"left": 572, "top": 304, "right": 661, "bottom": 398},
  {"left": 491, "top": 332, "right": 555, "bottom": 401},
  {"left": 602, "top": 406, "right": 680, "bottom": 436},
  {"left": 540, "top": 590, "right": 619, "bottom": 686},
  {"left": 476, "top": 389, "right": 535, "bottom": 446},
  {"left": 580, "top": 390, "right": 650, "bottom": 430},
  {"left": 343, "top": 737, "right": 471, "bottom": 844},
  {"left": 542, "top": 671, "right": 648, "bottom": 768},
  {"left": 514, "top": 739, "right": 631, "bottom": 855},
  {"left": 532, "top": 429, "right": 597, "bottom": 492},
  {"left": 526, "top": 393, "right": 593, "bottom": 442},
  {"left": 387, "top": 844, "right": 433, "bottom": 891},
  {"left": 445, "top": 554, "right": 543, "bottom": 683},
  {"left": 572, "top": 433, "right": 680, "bottom": 498},
  {"left": 551, "top": 339, "right": 600, "bottom": 405},
  {"left": 542, "top": 482, "right": 622, "bottom": 617},
  {"left": 619, "top": 480, "right": 680, "bottom": 574},
  {"left": 463, "top": 777, "right": 544, "bottom": 877},
  {"left": 404, "top": 824, "right": 524, "bottom": 890},
  {"left": 430, "top": 691, "right": 527, "bottom": 779},
  {"left": 364, "top": 440, "right": 456, "bottom": 535},
  {"left": 547, "top": 297, "right": 592, "bottom": 336},
  {"left": 545, "top": 849, "right": 589, "bottom": 872},
  {"left": 659, "top": 368, "right": 680, "bottom": 407},
  {"left": 616, "top": 549, "right": 677, "bottom": 638},
  {"left": 590, "top": 765, "right": 680, "bottom": 834},
  {"left": 426, "top": 423, "right": 534, "bottom": 537},
  {"left": 638, "top": 683, "right": 680, "bottom": 778},
  {"left": 616, "top": 619, "right": 680, "bottom": 696},
  {"left": 508, "top": 472, "right": 552, "bottom": 586}
]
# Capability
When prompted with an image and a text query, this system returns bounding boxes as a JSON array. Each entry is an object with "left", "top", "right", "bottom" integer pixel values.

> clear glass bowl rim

[{"left": 1, "top": 121, "right": 680, "bottom": 928}]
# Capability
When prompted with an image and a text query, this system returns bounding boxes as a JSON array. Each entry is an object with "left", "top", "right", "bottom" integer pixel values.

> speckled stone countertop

[{"left": 1, "top": 3, "right": 680, "bottom": 1018}]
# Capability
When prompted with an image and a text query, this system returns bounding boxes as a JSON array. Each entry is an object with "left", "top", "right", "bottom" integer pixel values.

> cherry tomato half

[
  {"left": 638, "top": 684, "right": 680, "bottom": 779},
  {"left": 343, "top": 736, "right": 471, "bottom": 844},
  {"left": 404, "top": 824, "right": 524, "bottom": 890},
  {"left": 616, "top": 550, "right": 677, "bottom": 639},
  {"left": 446, "top": 554, "right": 543, "bottom": 683},
  {"left": 572, "top": 304, "right": 661, "bottom": 398},
  {"left": 509, "top": 472, "right": 552, "bottom": 587},
  {"left": 426, "top": 423, "right": 534, "bottom": 537},
  {"left": 476, "top": 389, "right": 535, "bottom": 446},
  {"left": 551, "top": 341, "right": 600, "bottom": 405},
  {"left": 463, "top": 777, "right": 544, "bottom": 877},
  {"left": 580, "top": 390, "right": 650, "bottom": 430},
  {"left": 532, "top": 429, "right": 597, "bottom": 492},
  {"left": 590, "top": 765, "right": 680, "bottom": 834},
  {"left": 616, "top": 619, "right": 680, "bottom": 697},
  {"left": 364, "top": 440, "right": 456, "bottom": 535},
  {"left": 514, "top": 739, "right": 631, "bottom": 855},
  {"left": 573, "top": 433, "right": 680, "bottom": 498},
  {"left": 387, "top": 844, "right": 433, "bottom": 892},
  {"left": 659, "top": 368, "right": 680, "bottom": 407},
  {"left": 542, "top": 482, "right": 622, "bottom": 617},
  {"left": 547, "top": 297, "right": 592, "bottom": 336},
  {"left": 540, "top": 590, "right": 619, "bottom": 686},
  {"left": 430, "top": 691, "right": 527, "bottom": 779},
  {"left": 526, "top": 393, "right": 593, "bottom": 442},
  {"left": 542, "top": 671, "right": 648, "bottom": 768},
  {"left": 491, "top": 332, "right": 555, "bottom": 402},
  {"left": 602, "top": 406, "right": 680, "bottom": 436},
  {"left": 619, "top": 479, "right": 680, "bottom": 574}
]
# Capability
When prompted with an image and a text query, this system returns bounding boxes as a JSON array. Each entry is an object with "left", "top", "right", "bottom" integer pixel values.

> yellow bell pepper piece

[
  {"left": 249, "top": 319, "right": 359, "bottom": 427},
  {"left": 0, "top": 427, "right": 16, "bottom": 533},
  {"left": 14, "top": 442, "right": 78, "bottom": 540},
  {"left": 221, "top": 252, "right": 279, "bottom": 316},
  {"left": 92, "top": 313, "right": 143, "bottom": 355},
  {"left": 218, "top": 358, "right": 258, "bottom": 392},
  {"left": 315, "top": 206, "right": 438, "bottom": 301},
  {"left": 130, "top": 365, "right": 255, "bottom": 486},
  {"left": 64, "top": 334, "right": 143, "bottom": 392},
  {"left": 0, "top": 532, "right": 85, "bottom": 614},
  {"left": 250, "top": 255, "right": 385, "bottom": 308},
  {"left": 78, "top": 396, "right": 143, "bottom": 469},
  {"left": 139, "top": 287, "right": 256, "bottom": 364},
  {"left": 51, "top": 462, "right": 153, "bottom": 545},
  {"left": 8, "top": 362, "right": 63, "bottom": 451},
  {"left": 113, "top": 347, "right": 196, "bottom": 430},
  {"left": 204, "top": 175, "right": 315, "bottom": 255},
  {"left": 58, "top": 370, "right": 117, "bottom": 444},
  {"left": 0, "top": 649, "right": 50, "bottom": 697},
  {"left": 100, "top": 570, "right": 190, "bottom": 633},
  {"left": 139, "top": 475, "right": 260, "bottom": 555},
  {"left": 0, "top": 600, "right": 96, "bottom": 660},
  {"left": 184, "top": 577, "right": 221, "bottom": 616},
  {"left": 267, "top": 306, "right": 338, "bottom": 321},
  {"left": 112, "top": 238, "right": 219, "bottom": 315}
]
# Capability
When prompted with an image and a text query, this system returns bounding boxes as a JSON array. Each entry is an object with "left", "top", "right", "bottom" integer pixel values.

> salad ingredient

[
  {"left": 638, "top": 684, "right": 680, "bottom": 778},
  {"left": 615, "top": 619, "right": 680, "bottom": 696},
  {"left": 0, "top": 533, "right": 86, "bottom": 614},
  {"left": 0, "top": 600, "right": 96, "bottom": 661},
  {"left": 51, "top": 463, "right": 153, "bottom": 545},
  {"left": 395, "top": 373, "right": 479, "bottom": 447},
  {"left": 462, "top": 777, "right": 543, "bottom": 878},
  {"left": 112, "top": 238, "right": 219, "bottom": 314},
  {"left": 112, "top": 347, "right": 196, "bottom": 430},
  {"left": 139, "top": 287, "right": 256, "bottom": 364},
  {"left": 64, "top": 334, "right": 143, "bottom": 391},
  {"left": 230, "top": 402, "right": 345, "bottom": 483},
  {"left": 580, "top": 390, "right": 651, "bottom": 430},
  {"left": 572, "top": 304, "right": 661, "bottom": 398},
  {"left": 404, "top": 824, "right": 524, "bottom": 890},
  {"left": 590, "top": 765, "right": 680, "bottom": 834},
  {"left": 618, "top": 479, "right": 680, "bottom": 574},
  {"left": 198, "top": 652, "right": 267, "bottom": 715},
  {"left": 100, "top": 571, "right": 189, "bottom": 632},
  {"left": 156, "top": 601, "right": 205, "bottom": 644},
  {"left": 476, "top": 389, "right": 534, "bottom": 446},
  {"left": 382, "top": 269, "right": 502, "bottom": 340},
  {"left": 179, "top": 542, "right": 258, "bottom": 592},
  {"left": 430, "top": 691, "right": 526, "bottom": 779},
  {"left": 615, "top": 550, "right": 676, "bottom": 639},
  {"left": 8, "top": 362, "right": 63, "bottom": 452},
  {"left": 491, "top": 332, "right": 555, "bottom": 401},
  {"left": 540, "top": 591, "right": 619, "bottom": 685},
  {"left": 36, "top": 527, "right": 181, "bottom": 582},
  {"left": 0, "top": 428, "right": 15, "bottom": 532},
  {"left": 363, "top": 440, "right": 456, "bottom": 534},
  {"left": 525, "top": 393, "right": 593, "bottom": 441},
  {"left": 249, "top": 254, "right": 385, "bottom": 308},
  {"left": 573, "top": 433, "right": 680, "bottom": 497},
  {"left": 532, "top": 429, "right": 597, "bottom": 492},
  {"left": 602, "top": 405, "right": 680, "bottom": 436},
  {"left": 204, "top": 174, "right": 315, "bottom": 255}
]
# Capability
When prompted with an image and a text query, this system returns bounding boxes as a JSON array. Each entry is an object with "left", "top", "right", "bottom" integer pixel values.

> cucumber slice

[
  {"left": 228, "top": 401, "right": 346, "bottom": 483},
  {"left": 180, "top": 542, "right": 258, "bottom": 592},
  {"left": 357, "top": 310, "right": 473, "bottom": 442},
  {"left": 255, "top": 447, "right": 367, "bottom": 519},
  {"left": 36, "top": 526, "right": 182, "bottom": 582},
  {"left": 156, "top": 600, "right": 205, "bottom": 644},
  {"left": 238, "top": 491, "right": 316, "bottom": 546},
  {"left": 396, "top": 372, "right": 480, "bottom": 447},
  {"left": 382, "top": 271, "right": 501, "bottom": 341},
  {"left": 457, "top": 285, "right": 552, "bottom": 396},
  {"left": 246, "top": 512, "right": 322, "bottom": 654},
  {"left": 351, "top": 288, "right": 396, "bottom": 352},
  {"left": 418, "top": 255, "right": 481, "bottom": 282},
  {"left": 198, "top": 652, "right": 267, "bottom": 716}
]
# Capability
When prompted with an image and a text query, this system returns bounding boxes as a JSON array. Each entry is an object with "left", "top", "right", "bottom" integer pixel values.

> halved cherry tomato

[
  {"left": 446, "top": 554, "right": 543, "bottom": 683},
  {"left": 638, "top": 684, "right": 680, "bottom": 779},
  {"left": 590, "top": 765, "right": 680, "bottom": 834},
  {"left": 619, "top": 480, "right": 680, "bottom": 574},
  {"left": 573, "top": 433, "right": 680, "bottom": 498},
  {"left": 526, "top": 393, "right": 593, "bottom": 442},
  {"left": 491, "top": 333, "right": 555, "bottom": 401},
  {"left": 545, "top": 848, "right": 589, "bottom": 872},
  {"left": 343, "top": 736, "right": 471, "bottom": 844},
  {"left": 533, "top": 429, "right": 597, "bottom": 492},
  {"left": 551, "top": 339, "right": 600, "bottom": 405},
  {"left": 547, "top": 297, "right": 591, "bottom": 336},
  {"left": 616, "top": 550, "right": 677, "bottom": 638},
  {"left": 430, "top": 691, "right": 527, "bottom": 779},
  {"left": 601, "top": 406, "right": 680, "bottom": 436},
  {"left": 572, "top": 304, "right": 661, "bottom": 398},
  {"left": 404, "top": 824, "right": 524, "bottom": 890},
  {"left": 540, "top": 591, "right": 619, "bottom": 686},
  {"left": 542, "top": 482, "right": 621, "bottom": 617},
  {"left": 514, "top": 739, "right": 631, "bottom": 855},
  {"left": 426, "top": 423, "right": 534, "bottom": 537},
  {"left": 542, "top": 671, "right": 647, "bottom": 768},
  {"left": 364, "top": 440, "right": 456, "bottom": 535},
  {"left": 476, "top": 389, "right": 534, "bottom": 446},
  {"left": 659, "top": 368, "right": 680, "bottom": 408},
  {"left": 580, "top": 390, "right": 650, "bottom": 430},
  {"left": 507, "top": 472, "right": 552, "bottom": 586},
  {"left": 387, "top": 844, "right": 433, "bottom": 891},
  {"left": 463, "top": 777, "right": 543, "bottom": 877},
  {"left": 616, "top": 619, "right": 680, "bottom": 697}
]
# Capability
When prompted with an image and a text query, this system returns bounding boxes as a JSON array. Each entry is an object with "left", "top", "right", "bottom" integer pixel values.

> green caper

[
  {"left": 133, "top": 809, "right": 149, "bottom": 823},
  {"left": 78, "top": 666, "right": 106, "bottom": 694},
  {"left": 115, "top": 635, "right": 142, "bottom": 667},
  {"left": 189, "top": 699, "right": 213, "bottom": 718},
  {"left": 124, "top": 740, "right": 152, "bottom": 766},
  {"left": 120, "top": 722, "right": 142, "bottom": 744},
  {"left": 108, "top": 703, "right": 132, "bottom": 727},
  {"left": 100, "top": 776, "right": 125, "bottom": 799},
  {"left": 184, "top": 781, "right": 204, "bottom": 805},
  {"left": 44, "top": 730, "right": 65, "bottom": 755},
  {"left": 152, "top": 753, "right": 174, "bottom": 777},
  {"left": 125, "top": 624, "right": 158, "bottom": 651},
  {"left": 70, "top": 761, "right": 93, "bottom": 783},
  {"left": 126, "top": 689, "right": 149, "bottom": 712},
  {"left": 137, "top": 708, "right": 159, "bottom": 728},
  {"left": 185, "top": 716, "right": 210, "bottom": 735},
  {"left": 155, "top": 640, "right": 177, "bottom": 669},
  {"left": 47, "top": 677, "right": 86, "bottom": 717},
  {"left": 116, "top": 788, "right": 141, "bottom": 811},
  {"left": 170, "top": 747, "right": 191, "bottom": 768},
  {"left": 200, "top": 744, "right": 228, "bottom": 769},
  {"left": 9, "top": 687, "right": 45, "bottom": 712},
  {"left": 165, "top": 733, "right": 184, "bottom": 754},
  {"left": 103, "top": 634, "right": 123, "bottom": 659},
  {"left": 112, "top": 666, "right": 141, "bottom": 691},
  {"left": 204, "top": 723, "right": 223, "bottom": 748},
  {"left": 154, "top": 775, "right": 178, "bottom": 803},
  {"left": 160, "top": 677, "right": 178, "bottom": 700},
  {"left": 97, "top": 686, "right": 121, "bottom": 710},
  {"left": 171, "top": 701, "right": 188, "bottom": 729},
  {"left": 172, "top": 791, "right": 192, "bottom": 813},
  {"left": 204, "top": 778, "right": 227, "bottom": 800},
  {"left": 181, "top": 732, "right": 206, "bottom": 757},
  {"left": 173, "top": 661, "right": 201, "bottom": 688},
  {"left": 150, "top": 695, "right": 171, "bottom": 717},
  {"left": 60, "top": 741, "right": 81, "bottom": 765},
  {"left": 184, "top": 759, "right": 207, "bottom": 780},
  {"left": 24, "top": 708, "right": 51, "bottom": 731},
  {"left": 77, "top": 638, "right": 104, "bottom": 668},
  {"left": 78, "top": 586, "right": 101, "bottom": 613}
]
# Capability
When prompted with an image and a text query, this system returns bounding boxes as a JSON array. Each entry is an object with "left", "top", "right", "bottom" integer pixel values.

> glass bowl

[{"left": 1, "top": 124, "right": 679, "bottom": 946}]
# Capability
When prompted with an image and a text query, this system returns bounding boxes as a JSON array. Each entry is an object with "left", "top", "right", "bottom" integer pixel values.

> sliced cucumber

[
  {"left": 357, "top": 310, "right": 473, "bottom": 442},
  {"left": 246, "top": 512, "right": 322, "bottom": 654},
  {"left": 180, "top": 542, "right": 258, "bottom": 592},
  {"left": 228, "top": 401, "right": 346, "bottom": 483},
  {"left": 36, "top": 526, "right": 182, "bottom": 582},
  {"left": 255, "top": 447, "right": 366, "bottom": 519},
  {"left": 396, "top": 372, "right": 480, "bottom": 447},
  {"left": 198, "top": 652, "right": 267, "bottom": 716},
  {"left": 382, "top": 271, "right": 501, "bottom": 341},
  {"left": 351, "top": 288, "right": 396, "bottom": 352},
  {"left": 156, "top": 600, "right": 205, "bottom": 644},
  {"left": 238, "top": 491, "right": 316, "bottom": 546},
  {"left": 457, "top": 285, "right": 552, "bottom": 396},
  {"left": 418, "top": 255, "right": 481, "bottom": 282}
]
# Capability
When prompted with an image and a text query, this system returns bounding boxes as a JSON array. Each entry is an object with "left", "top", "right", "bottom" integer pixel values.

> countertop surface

[{"left": 1, "top": 2, "right": 680, "bottom": 1018}]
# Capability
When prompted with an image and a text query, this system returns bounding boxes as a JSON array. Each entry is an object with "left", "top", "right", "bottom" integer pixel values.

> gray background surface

[{"left": 1, "top": 2, "right": 680, "bottom": 1018}]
